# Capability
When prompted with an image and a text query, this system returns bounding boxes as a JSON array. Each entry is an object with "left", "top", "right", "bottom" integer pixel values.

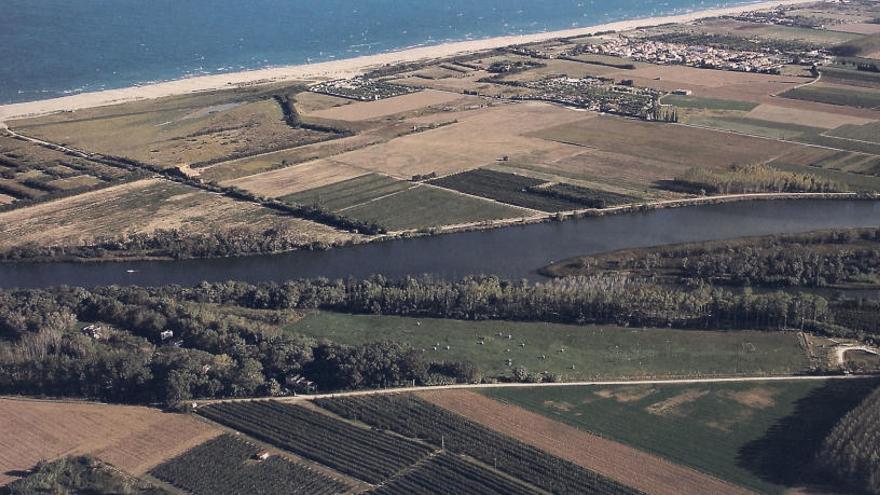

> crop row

[
  {"left": 531, "top": 183, "right": 635, "bottom": 209},
  {"left": 150, "top": 434, "right": 348, "bottom": 495},
  {"left": 372, "top": 452, "right": 538, "bottom": 495},
  {"left": 315, "top": 395, "right": 643, "bottom": 495},
  {"left": 198, "top": 401, "right": 433, "bottom": 484},
  {"left": 431, "top": 169, "right": 584, "bottom": 212}
]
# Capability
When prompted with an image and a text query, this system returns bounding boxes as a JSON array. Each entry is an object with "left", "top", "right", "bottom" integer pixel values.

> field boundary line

[{"left": 197, "top": 373, "right": 880, "bottom": 405}]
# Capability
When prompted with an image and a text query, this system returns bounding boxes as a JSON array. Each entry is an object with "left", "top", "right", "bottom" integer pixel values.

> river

[{"left": 1, "top": 199, "right": 879, "bottom": 289}]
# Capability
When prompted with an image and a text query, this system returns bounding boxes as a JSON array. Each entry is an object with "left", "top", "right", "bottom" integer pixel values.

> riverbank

[
  {"left": 2, "top": 192, "right": 874, "bottom": 265},
  {"left": 395, "top": 192, "right": 878, "bottom": 238},
  {"left": 0, "top": 0, "right": 816, "bottom": 122}
]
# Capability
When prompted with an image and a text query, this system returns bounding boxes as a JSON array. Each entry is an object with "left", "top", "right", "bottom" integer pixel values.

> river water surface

[{"left": 2, "top": 200, "right": 879, "bottom": 289}]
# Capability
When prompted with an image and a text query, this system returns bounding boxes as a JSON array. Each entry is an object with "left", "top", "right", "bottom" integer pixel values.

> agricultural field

[
  {"left": 530, "top": 114, "right": 796, "bottom": 192},
  {"left": 430, "top": 166, "right": 638, "bottom": 208},
  {"left": 682, "top": 113, "right": 880, "bottom": 157},
  {"left": 694, "top": 18, "right": 862, "bottom": 45},
  {"left": 372, "top": 452, "right": 537, "bottom": 495},
  {"left": 421, "top": 390, "right": 753, "bottom": 495},
  {"left": 684, "top": 114, "right": 826, "bottom": 140},
  {"left": 0, "top": 134, "right": 143, "bottom": 207},
  {"left": 226, "top": 158, "right": 369, "bottom": 198},
  {"left": 303, "top": 89, "right": 465, "bottom": 121},
  {"left": 287, "top": 312, "right": 811, "bottom": 380},
  {"left": 0, "top": 178, "right": 355, "bottom": 249},
  {"left": 315, "top": 394, "right": 640, "bottom": 495},
  {"left": 282, "top": 173, "right": 414, "bottom": 211},
  {"left": 197, "top": 401, "right": 434, "bottom": 484},
  {"left": 782, "top": 83, "right": 880, "bottom": 110},
  {"left": 9, "top": 86, "right": 337, "bottom": 169},
  {"left": 495, "top": 58, "right": 623, "bottom": 81},
  {"left": 744, "top": 103, "right": 877, "bottom": 129},
  {"left": 659, "top": 95, "right": 758, "bottom": 112},
  {"left": 484, "top": 379, "right": 880, "bottom": 494},
  {"left": 758, "top": 146, "right": 880, "bottom": 189},
  {"left": 605, "top": 64, "right": 805, "bottom": 103},
  {"left": 0, "top": 398, "right": 220, "bottom": 486},
  {"left": 825, "top": 121, "right": 880, "bottom": 144},
  {"left": 327, "top": 102, "right": 590, "bottom": 179},
  {"left": 201, "top": 133, "right": 384, "bottom": 183},
  {"left": 151, "top": 434, "right": 350, "bottom": 495},
  {"left": 821, "top": 66, "right": 880, "bottom": 89},
  {"left": 431, "top": 169, "right": 583, "bottom": 212},
  {"left": 341, "top": 185, "right": 530, "bottom": 231}
]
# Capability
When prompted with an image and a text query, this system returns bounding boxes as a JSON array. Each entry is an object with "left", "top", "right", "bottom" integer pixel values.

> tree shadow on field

[{"left": 736, "top": 378, "right": 880, "bottom": 488}]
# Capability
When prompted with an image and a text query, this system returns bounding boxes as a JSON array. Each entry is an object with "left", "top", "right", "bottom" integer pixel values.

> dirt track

[{"left": 419, "top": 390, "right": 755, "bottom": 495}]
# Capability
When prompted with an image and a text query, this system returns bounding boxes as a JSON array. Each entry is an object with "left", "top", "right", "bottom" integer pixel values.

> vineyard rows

[
  {"left": 430, "top": 169, "right": 584, "bottom": 212},
  {"left": 198, "top": 401, "right": 433, "bottom": 484},
  {"left": 150, "top": 434, "right": 348, "bottom": 495},
  {"left": 315, "top": 395, "right": 643, "bottom": 495},
  {"left": 372, "top": 452, "right": 538, "bottom": 495}
]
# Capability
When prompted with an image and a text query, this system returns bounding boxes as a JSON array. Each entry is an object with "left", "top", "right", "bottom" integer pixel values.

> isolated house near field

[
  {"left": 160, "top": 330, "right": 174, "bottom": 341},
  {"left": 81, "top": 325, "right": 104, "bottom": 339},
  {"left": 286, "top": 375, "right": 317, "bottom": 394}
]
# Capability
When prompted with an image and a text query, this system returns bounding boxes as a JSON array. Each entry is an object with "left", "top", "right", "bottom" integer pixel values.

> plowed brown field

[
  {"left": 419, "top": 390, "right": 755, "bottom": 495},
  {"left": 0, "top": 398, "right": 220, "bottom": 485}
]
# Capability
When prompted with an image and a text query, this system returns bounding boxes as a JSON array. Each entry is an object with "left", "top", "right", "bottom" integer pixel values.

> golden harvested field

[
  {"left": 201, "top": 133, "right": 383, "bottom": 183},
  {"left": 0, "top": 193, "right": 14, "bottom": 205},
  {"left": 304, "top": 90, "right": 465, "bottom": 121},
  {"left": 419, "top": 390, "right": 753, "bottom": 495},
  {"left": 331, "top": 102, "right": 591, "bottom": 178},
  {"left": 0, "top": 178, "right": 355, "bottom": 248},
  {"left": 745, "top": 103, "right": 878, "bottom": 129},
  {"left": 519, "top": 146, "right": 700, "bottom": 194},
  {"left": 0, "top": 398, "right": 220, "bottom": 485},
  {"left": 227, "top": 159, "right": 369, "bottom": 197},
  {"left": 12, "top": 98, "right": 332, "bottom": 168}
]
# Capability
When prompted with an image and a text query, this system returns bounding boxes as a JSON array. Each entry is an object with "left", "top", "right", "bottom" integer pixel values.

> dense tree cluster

[
  {"left": 167, "top": 275, "right": 833, "bottom": 332},
  {"left": 1, "top": 267, "right": 875, "bottom": 406},
  {"left": 545, "top": 229, "right": 880, "bottom": 340},
  {"left": 819, "top": 386, "right": 880, "bottom": 494},
  {"left": 0, "top": 285, "right": 473, "bottom": 406},
  {"left": 3, "top": 456, "right": 166, "bottom": 495},
  {"left": 672, "top": 163, "right": 846, "bottom": 195},
  {"left": 682, "top": 233, "right": 880, "bottom": 288},
  {"left": 0, "top": 227, "right": 348, "bottom": 262},
  {"left": 553, "top": 229, "right": 880, "bottom": 290}
]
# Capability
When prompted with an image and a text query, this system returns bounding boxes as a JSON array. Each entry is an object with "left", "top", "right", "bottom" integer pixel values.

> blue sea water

[{"left": 1, "top": 0, "right": 762, "bottom": 104}]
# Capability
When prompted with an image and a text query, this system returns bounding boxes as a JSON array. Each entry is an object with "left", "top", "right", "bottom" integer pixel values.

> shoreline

[{"left": 0, "top": 0, "right": 816, "bottom": 122}]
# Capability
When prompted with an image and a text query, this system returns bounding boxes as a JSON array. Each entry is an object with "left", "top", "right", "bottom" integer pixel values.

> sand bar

[{"left": 0, "top": 0, "right": 816, "bottom": 122}]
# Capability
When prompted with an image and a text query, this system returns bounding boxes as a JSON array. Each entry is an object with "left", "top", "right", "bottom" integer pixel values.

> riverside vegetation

[{"left": 1, "top": 237, "right": 877, "bottom": 408}]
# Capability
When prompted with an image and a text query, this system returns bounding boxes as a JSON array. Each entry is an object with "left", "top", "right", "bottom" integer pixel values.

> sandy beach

[{"left": 0, "top": 0, "right": 816, "bottom": 122}]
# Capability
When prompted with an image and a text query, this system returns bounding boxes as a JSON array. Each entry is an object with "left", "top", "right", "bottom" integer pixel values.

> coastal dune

[{"left": 0, "top": 0, "right": 815, "bottom": 122}]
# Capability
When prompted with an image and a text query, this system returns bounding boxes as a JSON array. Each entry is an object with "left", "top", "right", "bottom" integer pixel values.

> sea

[{"left": 1, "top": 0, "right": 764, "bottom": 105}]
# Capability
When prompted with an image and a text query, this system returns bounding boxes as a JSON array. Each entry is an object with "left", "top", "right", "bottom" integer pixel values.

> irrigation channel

[{"left": 2, "top": 199, "right": 880, "bottom": 289}]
